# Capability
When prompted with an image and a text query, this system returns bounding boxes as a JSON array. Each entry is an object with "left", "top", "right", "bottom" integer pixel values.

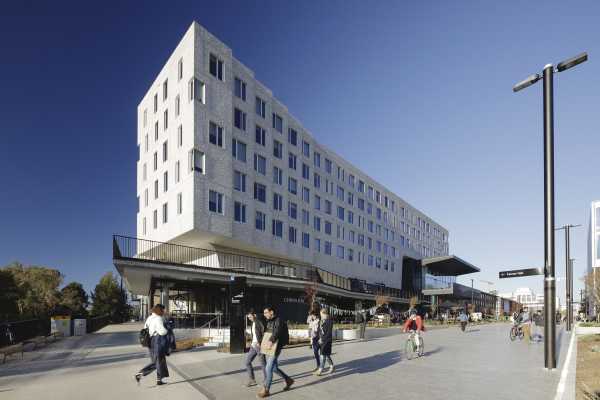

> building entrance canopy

[{"left": 421, "top": 255, "right": 480, "bottom": 276}]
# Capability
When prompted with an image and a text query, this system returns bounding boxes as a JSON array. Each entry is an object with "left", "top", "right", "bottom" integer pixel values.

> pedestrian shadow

[
  {"left": 282, "top": 350, "right": 402, "bottom": 392},
  {"left": 422, "top": 346, "right": 443, "bottom": 357},
  {"left": 466, "top": 329, "right": 480, "bottom": 333}
]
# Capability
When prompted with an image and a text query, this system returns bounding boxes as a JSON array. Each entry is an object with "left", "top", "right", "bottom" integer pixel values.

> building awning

[{"left": 421, "top": 255, "right": 480, "bottom": 276}]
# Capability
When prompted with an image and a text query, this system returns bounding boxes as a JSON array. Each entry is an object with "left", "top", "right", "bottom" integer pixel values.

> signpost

[{"left": 499, "top": 268, "right": 543, "bottom": 279}]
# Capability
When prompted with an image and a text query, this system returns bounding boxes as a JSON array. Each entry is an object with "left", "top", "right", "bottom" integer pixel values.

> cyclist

[
  {"left": 402, "top": 309, "right": 425, "bottom": 355},
  {"left": 458, "top": 310, "right": 468, "bottom": 332}
]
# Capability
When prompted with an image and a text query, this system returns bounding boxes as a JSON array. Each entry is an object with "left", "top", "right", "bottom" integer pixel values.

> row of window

[{"left": 141, "top": 193, "right": 184, "bottom": 235}]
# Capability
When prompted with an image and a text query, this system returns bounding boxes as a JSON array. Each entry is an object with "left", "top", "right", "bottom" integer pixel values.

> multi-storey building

[{"left": 116, "top": 22, "right": 477, "bottom": 322}]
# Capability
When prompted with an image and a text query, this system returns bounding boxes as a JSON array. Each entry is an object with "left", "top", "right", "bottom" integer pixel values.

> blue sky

[{"left": 1, "top": 1, "right": 598, "bottom": 304}]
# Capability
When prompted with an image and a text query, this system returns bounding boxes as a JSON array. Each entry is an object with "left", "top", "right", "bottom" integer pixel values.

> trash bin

[
  {"left": 73, "top": 319, "right": 87, "bottom": 336},
  {"left": 51, "top": 316, "right": 71, "bottom": 337}
]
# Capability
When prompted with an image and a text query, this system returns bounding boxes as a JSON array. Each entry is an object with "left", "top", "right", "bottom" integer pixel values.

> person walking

[
  {"left": 520, "top": 307, "right": 532, "bottom": 343},
  {"left": 257, "top": 306, "right": 293, "bottom": 398},
  {"left": 458, "top": 310, "right": 468, "bottom": 332},
  {"left": 244, "top": 309, "right": 266, "bottom": 387},
  {"left": 307, "top": 305, "right": 321, "bottom": 372},
  {"left": 135, "top": 304, "right": 170, "bottom": 386},
  {"left": 314, "top": 308, "right": 334, "bottom": 376},
  {"left": 358, "top": 309, "right": 368, "bottom": 341}
]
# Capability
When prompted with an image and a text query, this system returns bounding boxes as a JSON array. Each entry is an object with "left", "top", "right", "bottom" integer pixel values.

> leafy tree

[
  {"left": 60, "top": 282, "right": 89, "bottom": 317},
  {"left": 0, "top": 270, "right": 21, "bottom": 320},
  {"left": 91, "top": 272, "right": 131, "bottom": 323},
  {"left": 583, "top": 272, "right": 600, "bottom": 321},
  {"left": 3, "top": 262, "right": 63, "bottom": 318}
]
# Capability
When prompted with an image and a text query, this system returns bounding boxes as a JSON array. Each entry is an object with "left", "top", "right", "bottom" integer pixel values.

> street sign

[{"left": 499, "top": 268, "right": 542, "bottom": 279}]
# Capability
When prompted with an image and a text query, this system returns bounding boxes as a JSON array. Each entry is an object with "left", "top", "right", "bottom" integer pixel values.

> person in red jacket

[{"left": 402, "top": 309, "right": 425, "bottom": 355}]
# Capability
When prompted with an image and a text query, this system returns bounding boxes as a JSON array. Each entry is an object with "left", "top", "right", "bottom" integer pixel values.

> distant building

[
  {"left": 500, "top": 287, "right": 560, "bottom": 313},
  {"left": 587, "top": 200, "right": 600, "bottom": 317}
]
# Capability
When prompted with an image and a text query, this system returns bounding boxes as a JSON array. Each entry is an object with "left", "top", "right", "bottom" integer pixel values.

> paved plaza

[{"left": 0, "top": 322, "right": 575, "bottom": 400}]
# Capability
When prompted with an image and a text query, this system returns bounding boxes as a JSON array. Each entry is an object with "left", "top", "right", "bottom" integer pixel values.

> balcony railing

[{"left": 113, "top": 235, "right": 417, "bottom": 300}]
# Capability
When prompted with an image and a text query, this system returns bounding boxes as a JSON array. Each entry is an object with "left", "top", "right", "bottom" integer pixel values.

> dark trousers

[
  {"left": 311, "top": 337, "right": 320, "bottom": 367},
  {"left": 245, "top": 344, "right": 266, "bottom": 381},
  {"left": 139, "top": 335, "right": 169, "bottom": 380},
  {"left": 359, "top": 322, "right": 367, "bottom": 339}
]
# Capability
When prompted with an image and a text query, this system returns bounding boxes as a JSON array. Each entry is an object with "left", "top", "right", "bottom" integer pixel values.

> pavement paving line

[
  {"left": 168, "top": 360, "right": 215, "bottom": 400},
  {"left": 554, "top": 330, "right": 576, "bottom": 400}
]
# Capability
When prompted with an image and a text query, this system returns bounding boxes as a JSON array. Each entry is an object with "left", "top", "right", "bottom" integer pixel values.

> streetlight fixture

[
  {"left": 556, "top": 224, "right": 581, "bottom": 332},
  {"left": 513, "top": 52, "right": 588, "bottom": 370}
]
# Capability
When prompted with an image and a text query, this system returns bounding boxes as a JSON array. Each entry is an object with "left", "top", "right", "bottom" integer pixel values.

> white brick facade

[{"left": 136, "top": 22, "right": 449, "bottom": 289}]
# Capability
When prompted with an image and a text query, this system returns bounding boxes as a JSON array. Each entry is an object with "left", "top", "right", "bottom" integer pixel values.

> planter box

[{"left": 576, "top": 326, "right": 600, "bottom": 335}]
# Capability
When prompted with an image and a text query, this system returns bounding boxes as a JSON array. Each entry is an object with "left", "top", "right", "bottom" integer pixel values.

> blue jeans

[
  {"left": 311, "top": 337, "right": 320, "bottom": 367},
  {"left": 244, "top": 345, "right": 266, "bottom": 381},
  {"left": 264, "top": 354, "right": 290, "bottom": 390},
  {"left": 320, "top": 354, "right": 333, "bottom": 369}
]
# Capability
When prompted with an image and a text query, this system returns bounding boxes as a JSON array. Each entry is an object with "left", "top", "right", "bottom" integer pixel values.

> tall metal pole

[
  {"left": 471, "top": 278, "right": 474, "bottom": 312},
  {"left": 569, "top": 259, "right": 574, "bottom": 327},
  {"left": 543, "top": 64, "right": 557, "bottom": 369}
]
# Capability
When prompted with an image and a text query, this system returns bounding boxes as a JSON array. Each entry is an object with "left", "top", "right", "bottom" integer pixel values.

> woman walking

[
  {"left": 135, "top": 304, "right": 170, "bottom": 386},
  {"left": 314, "top": 308, "right": 334, "bottom": 376},
  {"left": 307, "top": 305, "right": 321, "bottom": 372}
]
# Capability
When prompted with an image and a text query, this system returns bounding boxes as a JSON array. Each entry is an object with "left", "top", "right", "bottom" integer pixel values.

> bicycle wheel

[
  {"left": 418, "top": 336, "right": 425, "bottom": 356},
  {"left": 509, "top": 326, "right": 517, "bottom": 341},
  {"left": 405, "top": 337, "right": 417, "bottom": 360}
]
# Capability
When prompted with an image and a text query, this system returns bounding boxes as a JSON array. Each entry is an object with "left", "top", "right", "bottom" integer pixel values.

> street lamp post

[
  {"left": 557, "top": 224, "right": 581, "bottom": 331},
  {"left": 513, "top": 52, "right": 588, "bottom": 370}
]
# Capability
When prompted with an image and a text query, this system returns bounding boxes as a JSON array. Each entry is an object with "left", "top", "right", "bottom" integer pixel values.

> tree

[
  {"left": 0, "top": 270, "right": 21, "bottom": 320},
  {"left": 91, "top": 272, "right": 131, "bottom": 323},
  {"left": 583, "top": 272, "right": 600, "bottom": 321},
  {"left": 60, "top": 282, "right": 89, "bottom": 317},
  {"left": 3, "top": 262, "right": 63, "bottom": 318}
]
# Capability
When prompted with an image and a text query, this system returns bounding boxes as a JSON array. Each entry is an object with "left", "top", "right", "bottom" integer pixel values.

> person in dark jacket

[
  {"left": 358, "top": 309, "right": 368, "bottom": 341},
  {"left": 307, "top": 305, "right": 321, "bottom": 371},
  {"left": 314, "top": 308, "right": 334, "bottom": 376},
  {"left": 244, "top": 309, "right": 266, "bottom": 387},
  {"left": 257, "top": 306, "right": 294, "bottom": 398}
]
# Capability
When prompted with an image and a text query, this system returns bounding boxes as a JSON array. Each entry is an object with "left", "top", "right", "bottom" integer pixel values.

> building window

[
  {"left": 143, "top": 109, "right": 147, "bottom": 127},
  {"left": 153, "top": 93, "right": 158, "bottom": 113},
  {"left": 234, "top": 202, "right": 246, "bottom": 223},
  {"left": 163, "top": 171, "right": 168, "bottom": 192},
  {"left": 188, "top": 78, "right": 205, "bottom": 103},
  {"left": 325, "top": 200, "right": 332, "bottom": 215},
  {"left": 175, "top": 95, "right": 180, "bottom": 117},
  {"left": 302, "top": 141, "right": 310, "bottom": 158},
  {"left": 234, "top": 108, "right": 247, "bottom": 131},
  {"left": 302, "top": 163, "right": 309, "bottom": 180},
  {"left": 337, "top": 206, "right": 345, "bottom": 221},
  {"left": 178, "top": 58, "right": 183, "bottom": 81},
  {"left": 144, "top": 134, "right": 148, "bottom": 153},
  {"left": 162, "top": 202, "right": 168, "bottom": 223},
  {"left": 143, "top": 163, "right": 147, "bottom": 181},
  {"left": 314, "top": 216, "right": 321, "bottom": 231},
  {"left": 313, "top": 173, "right": 321, "bottom": 189},
  {"left": 314, "top": 195, "right": 321, "bottom": 210},
  {"left": 255, "top": 96, "right": 266, "bottom": 118},
  {"left": 273, "top": 140, "right": 283, "bottom": 159},
  {"left": 273, "top": 166, "right": 283, "bottom": 185},
  {"left": 337, "top": 186, "right": 344, "bottom": 201},
  {"left": 324, "top": 241, "right": 332, "bottom": 255},
  {"left": 254, "top": 154, "right": 267, "bottom": 175},
  {"left": 314, "top": 152, "right": 321, "bottom": 168},
  {"left": 302, "top": 209, "right": 309, "bottom": 225},
  {"left": 155, "top": 121, "right": 159, "bottom": 141},
  {"left": 154, "top": 179, "right": 159, "bottom": 199},
  {"left": 289, "top": 226, "right": 297, "bottom": 243},
  {"left": 233, "top": 171, "right": 246, "bottom": 192},
  {"left": 153, "top": 209, "right": 157, "bottom": 229},
  {"left": 177, "top": 125, "right": 183, "bottom": 148},
  {"left": 255, "top": 211, "right": 266, "bottom": 231},
  {"left": 142, "top": 217, "right": 146, "bottom": 235},
  {"left": 254, "top": 183, "right": 266, "bottom": 203},
  {"left": 177, "top": 192, "right": 182, "bottom": 214},
  {"left": 272, "top": 219, "right": 283, "bottom": 238},
  {"left": 288, "top": 177, "right": 297, "bottom": 195},
  {"left": 288, "top": 202, "right": 297, "bottom": 220},
  {"left": 188, "top": 149, "right": 205, "bottom": 173},
  {"left": 209, "top": 122, "right": 224, "bottom": 147},
  {"left": 208, "top": 190, "right": 224, "bottom": 214},
  {"left": 144, "top": 188, "right": 148, "bottom": 207},
  {"left": 255, "top": 125, "right": 266, "bottom": 146},
  {"left": 315, "top": 238, "right": 321, "bottom": 252},
  {"left": 209, "top": 53, "right": 223, "bottom": 80},
  {"left": 234, "top": 77, "right": 246, "bottom": 101},
  {"left": 302, "top": 187, "right": 310, "bottom": 203},
  {"left": 273, "top": 193, "right": 283, "bottom": 211},
  {"left": 232, "top": 139, "right": 247, "bottom": 162},
  {"left": 163, "top": 109, "right": 168, "bottom": 130},
  {"left": 288, "top": 128, "right": 298, "bottom": 146},
  {"left": 288, "top": 153, "right": 297, "bottom": 170},
  {"left": 163, "top": 79, "right": 168, "bottom": 100},
  {"left": 175, "top": 161, "right": 180, "bottom": 183},
  {"left": 325, "top": 159, "right": 332, "bottom": 174},
  {"left": 272, "top": 113, "right": 283, "bottom": 133},
  {"left": 162, "top": 140, "right": 168, "bottom": 162},
  {"left": 325, "top": 221, "right": 332, "bottom": 235},
  {"left": 302, "top": 232, "right": 310, "bottom": 249}
]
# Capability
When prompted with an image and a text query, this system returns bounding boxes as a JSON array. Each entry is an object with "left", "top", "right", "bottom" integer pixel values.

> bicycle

[
  {"left": 405, "top": 329, "right": 424, "bottom": 360},
  {"left": 509, "top": 324, "right": 524, "bottom": 341}
]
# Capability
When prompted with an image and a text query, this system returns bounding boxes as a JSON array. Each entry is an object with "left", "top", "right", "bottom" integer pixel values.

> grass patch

[
  {"left": 580, "top": 322, "right": 600, "bottom": 328},
  {"left": 577, "top": 334, "right": 600, "bottom": 399}
]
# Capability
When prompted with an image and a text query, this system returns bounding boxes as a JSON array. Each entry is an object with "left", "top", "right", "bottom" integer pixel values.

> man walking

[
  {"left": 244, "top": 309, "right": 266, "bottom": 387},
  {"left": 257, "top": 306, "right": 293, "bottom": 398},
  {"left": 314, "top": 308, "right": 334, "bottom": 376},
  {"left": 358, "top": 309, "right": 368, "bottom": 341}
]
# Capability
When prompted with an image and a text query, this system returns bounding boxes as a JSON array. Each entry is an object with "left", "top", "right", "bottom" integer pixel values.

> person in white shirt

[
  {"left": 135, "top": 304, "right": 169, "bottom": 385},
  {"left": 244, "top": 309, "right": 266, "bottom": 387}
]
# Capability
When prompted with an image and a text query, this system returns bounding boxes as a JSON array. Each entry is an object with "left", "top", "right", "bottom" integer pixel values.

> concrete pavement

[{"left": 0, "top": 322, "right": 575, "bottom": 400}]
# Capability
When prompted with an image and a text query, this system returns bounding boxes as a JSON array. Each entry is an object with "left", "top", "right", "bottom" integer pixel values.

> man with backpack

[
  {"left": 135, "top": 304, "right": 170, "bottom": 386},
  {"left": 257, "top": 306, "right": 293, "bottom": 398}
]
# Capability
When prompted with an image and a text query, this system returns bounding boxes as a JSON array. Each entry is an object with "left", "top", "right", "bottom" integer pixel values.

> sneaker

[
  {"left": 311, "top": 367, "right": 320, "bottom": 373},
  {"left": 313, "top": 368, "right": 324, "bottom": 376},
  {"left": 256, "top": 387, "right": 270, "bottom": 398},
  {"left": 156, "top": 380, "right": 165, "bottom": 386},
  {"left": 245, "top": 380, "right": 257, "bottom": 387},
  {"left": 327, "top": 365, "right": 335, "bottom": 374},
  {"left": 283, "top": 377, "right": 294, "bottom": 391},
  {"left": 134, "top": 373, "right": 142, "bottom": 385}
]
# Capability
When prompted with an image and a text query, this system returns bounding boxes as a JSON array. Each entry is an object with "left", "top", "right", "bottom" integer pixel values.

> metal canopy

[{"left": 421, "top": 255, "right": 480, "bottom": 276}]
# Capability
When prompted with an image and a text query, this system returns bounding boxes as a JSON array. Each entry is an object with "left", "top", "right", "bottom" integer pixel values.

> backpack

[
  {"left": 139, "top": 327, "right": 151, "bottom": 348},
  {"left": 279, "top": 320, "right": 289, "bottom": 346}
]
